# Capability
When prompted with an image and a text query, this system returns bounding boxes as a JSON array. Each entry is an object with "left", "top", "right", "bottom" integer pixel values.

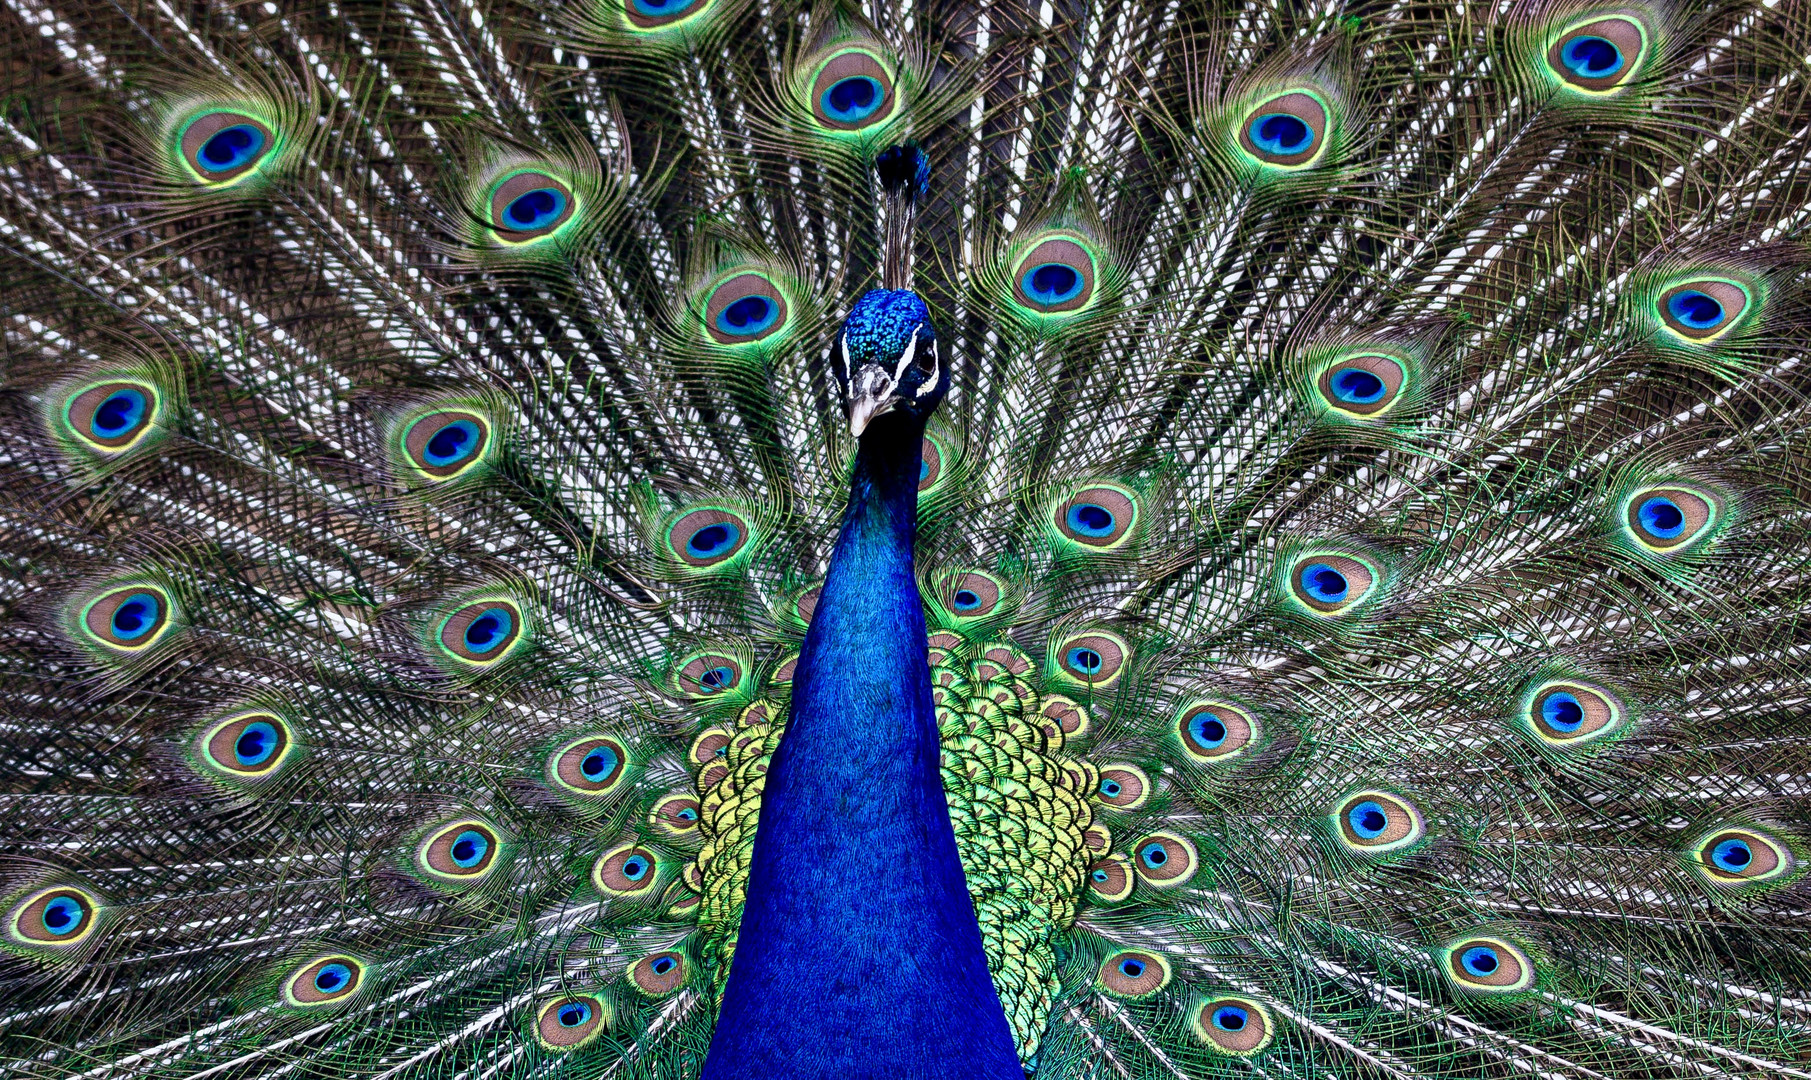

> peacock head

[{"left": 831, "top": 288, "right": 946, "bottom": 437}]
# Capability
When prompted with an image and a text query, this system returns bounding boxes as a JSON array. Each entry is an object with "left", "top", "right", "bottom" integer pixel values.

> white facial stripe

[
  {"left": 915, "top": 340, "right": 939, "bottom": 398},
  {"left": 833, "top": 335, "right": 850, "bottom": 381},
  {"left": 893, "top": 329, "right": 920, "bottom": 384}
]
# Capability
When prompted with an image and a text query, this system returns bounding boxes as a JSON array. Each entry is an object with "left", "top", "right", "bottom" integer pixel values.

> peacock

[{"left": 3, "top": 0, "right": 1811, "bottom": 1076}]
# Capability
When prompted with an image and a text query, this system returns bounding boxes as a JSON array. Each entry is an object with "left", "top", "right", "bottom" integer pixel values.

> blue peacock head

[{"left": 830, "top": 289, "right": 947, "bottom": 437}]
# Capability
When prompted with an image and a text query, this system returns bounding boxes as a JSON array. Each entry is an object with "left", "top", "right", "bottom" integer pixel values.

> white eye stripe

[
  {"left": 915, "top": 340, "right": 939, "bottom": 398},
  {"left": 893, "top": 329, "right": 920, "bottom": 384}
]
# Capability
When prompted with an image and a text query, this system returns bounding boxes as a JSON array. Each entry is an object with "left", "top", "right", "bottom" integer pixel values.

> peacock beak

[{"left": 846, "top": 364, "right": 902, "bottom": 437}]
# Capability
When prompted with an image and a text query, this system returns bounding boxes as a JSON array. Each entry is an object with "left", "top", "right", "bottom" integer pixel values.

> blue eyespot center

[
  {"left": 40, "top": 896, "right": 83, "bottom": 936},
  {"left": 91, "top": 389, "right": 147, "bottom": 438},
  {"left": 557, "top": 1001, "right": 593, "bottom": 1027},
  {"left": 632, "top": 0, "right": 689, "bottom": 12},
  {"left": 1561, "top": 35, "right": 1623, "bottom": 78},
  {"left": 1712, "top": 838, "right": 1753, "bottom": 871},
  {"left": 1330, "top": 367, "right": 1387, "bottom": 404},
  {"left": 1021, "top": 262, "right": 1084, "bottom": 305},
  {"left": 1460, "top": 946, "right": 1501, "bottom": 977},
  {"left": 686, "top": 523, "right": 740, "bottom": 559},
  {"left": 1250, "top": 113, "right": 1313, "bottom": 155},
  {"left": 581, "top": 747, "right": 618, "bottom": 782},
  {"left": 1091, "top": 868, "right": 1109, "bottom": 883},
  {"left": 699, "top": 666, "right": 735, "bottom": 693},
  {"left": 621, "top": 855, "right": 649, "bottom": 881},
  {"left": 1190, "top": 714, "right": 1228, "bottom": 747},
  {"left": 919, "top": 460, "right": 930, "bottom": 482},
  {"left": 450, "top": 830, "right": 489, "bottom": 868},
  {"left": 677, "top": 807, "right": 698, "bottom": 821},
  {"left": 822, "top": 76, "right": 883, "bottom": 123},
  {"left": 463, "top": 609, "right": 513, "bottom": 653},
  {"left": 1099, "top": 778, "right": 1123, "bottom": 798},
  {"left": 1639, "top": 496, "right": 1686, "bottom": 538},
  {"left": 716, "top": 295, "right": 778, "bottom": 336},
  {"left": 111, "top": 593, "right": 161, "bottom": 640},
  {"left": 651, "top": 956, "right": 676, "bottom": 975},
  {"left": 1066, "top": 647, "right": 1104, "bottom": 676},
  {"left": 198, "top": 124, "right": 266, "bottom": 172},
  {"left": 1139, "top": 842, "right": 1168, "bottom": 869},
  {"left": 953, "top": 589, "right": 982, "bottom": 611},
  {"left": 1213, "top": 1006, "right": 1248, "bottom": 1032},
  {"left": 1668, "top": 290, "right": 1725, "bottom": 329},
  {"left": 504, "top": 188, "right": 568, "bottom": 231},
  {"left": 1066, "top": 503, "right": 1116, "bottom": 537},
  {"left": 1118, "top": 958, "right": 1146, "bottom": 978},
  {"left": 1301, "top": 564, "right": 1349, "bottom": 603},
  {"left": 1349, "top": 801, "right": 1388, "bottom": 838},
  {"left": 1540, "top": 692, "right": 1584, "bottom": 732},
  {"left": 423, "top": 420, "right": 481, "bottom": 467},
  {"left": 235, "top": 721, "right": 279, "bottom": 766},
  {"left": 314, "top": 962, "right": 351, "bottom": 994}
]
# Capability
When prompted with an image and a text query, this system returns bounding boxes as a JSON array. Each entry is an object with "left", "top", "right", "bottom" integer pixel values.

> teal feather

[{"left": 3, "top": 0, "right": 1811, "bottom": 1077}]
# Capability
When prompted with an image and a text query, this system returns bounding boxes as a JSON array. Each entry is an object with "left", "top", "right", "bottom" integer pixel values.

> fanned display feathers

[{"left": 2, "top": 0, "right": 1811, "bottom": 1077}]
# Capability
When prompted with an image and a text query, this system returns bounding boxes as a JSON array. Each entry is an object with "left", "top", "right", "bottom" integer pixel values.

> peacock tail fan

[{"left": 2, "top": 0, "right": 1809, "bottom": 1078}]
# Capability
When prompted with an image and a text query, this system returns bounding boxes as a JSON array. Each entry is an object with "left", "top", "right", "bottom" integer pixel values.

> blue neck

[{"left": 701, "top": 412, "right": 1022, "bottom": 1080}]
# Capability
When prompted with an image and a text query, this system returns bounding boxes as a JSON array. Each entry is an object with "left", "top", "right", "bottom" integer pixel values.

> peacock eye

[
  {"left": 1655, "top": 279, "right": 1749, "bottom": 342},
  {"left": 488, "top": 171, "right": 576, "bottom": 241},
  {"left": 550, "top": 735, "right": 630, "bottom": 797},
  {"left": 1177, "top": 701, "right": 1257, "bottom": 762},
  {"left": 1013, "top": 237, "right": 1097, "bottom": 313},
  {"left": 1624, "top": 486, "right": 1718, "bottom": 552},
  {"left": 1525, "top": 681, "right": 1622, "bottom": 745},
  {"left": 7, "top": 886, "right": 101, "bottom": 948},
  {"left": 1132, "top": 832, "right": 1198, "bottom": 888},
  {"left": 180, "top": 112, "right": 275, "bottom": 183},
  {"left": 1054, "top": 485, "right": 1138, "bottom": 549},
  {"left": 437, "top": 601, "right": 522, "bottom": 665},
  {"left": 1086, "top": 855, "right": 1133, "bottom": 902},
  {"left": 418, "top": 819, "right": 502, "bottom": 883},
  {"left": 629, "top": 950, "right": 688, "bottom": 996},
  {"left": 809, "top": 49, "right": 897, "bottom": 131},
  {"left": 622, "top": 0, "right": 708, "bottom": 28},
  {"left": 401, "top": 410, "right": 492, "bottom": 480},
  {"left": 1192, "top": 996, "right": 1274, "bottom": 1055},
  {"left": 1095, "top": 763, "right": 1150, "bottom": 810},
  {"left": 593, "top": 844, "right": 661, "bottom": 896},
  {"left": 1098, "top": 949, "right": 1171, "bottom": 998},
  {"left": 1333, "top": 790, "right": 1425, "bottom": 854},
  {"left": 1317, "top": 354, "right": 1406, "bottom": 417},
  {"left": 1548, "top": 17, "right": 1646, "bottom": 92},
  {"left": 536, "top": 994, "right": 608, "bottom": 1049},
  {"left": 1444, "top": 936, "right": 1536, "bottom": 993},
  {"left": 667, "top": 508, "right": 752, "bottom": 569},
  {"left": 1053, "top": 631, "right": 1129, "bottom": 688},
  {"left": 1289, "top": 553, "right": 1377, "bottom": 616},
  {"left": 284, "top": 956, "right": 366, "bottom": 1007},
  {"left": 1692, "top": 827, "right": 1792, "bottom": 885},
  {"left": 80, "top": 584, "right": 174, "bottom": 652},
  {"left": 64, "top": 380, "right": 161, "bottom": 452},
  {"left": 651, "top": 793, "right": 702, "bottom": 836},
  {"left": 199, "top": 711, "right": 296, "bottom": 779},
  {"left": 941, "top": 571, "right": 1002, "bottom": 619},
  {"left": 918, "top": 436, "right": 944, "bottom": 493},
  {"left": 1239, "top": 91, "right": 1329, "bottom": 168},
  {"left": 702, "top": 273, "right": 789, "bottom": 345},
  {"left": 676, "top": 652, "right": 743, "bottom": 698}
]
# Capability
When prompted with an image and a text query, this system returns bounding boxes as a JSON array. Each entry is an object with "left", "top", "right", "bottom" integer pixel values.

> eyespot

[
  {"left": 1289, "top": 553, "right": 1377, "bottom": 616},
  {"left": 1239, "top": 91, "right": 1329, "bottom": 168},
  {"left": 702, "top": 272, "right": 789, "bottom": 346},
  {"left": 676, "top": 652, "right": 744, "bottom": 699},
  {"left": 1176, "top": 700, "right": 1258, "bottom": 763},
  {"left": 668, "top": 508, "right": 752, "bottom": 569},
  {"left": 417, "top": 819, "right": 503, "bottom": 884},
  {"left": 1013, "top": 237, "right": 1097, "bottom": 314},
  {"left": 650, "top": 794, "right": 702, "bottom": 838},
  {"left": 918, "top": 436, "right": 946, "bottom": 493},
  {"left": 1053, "top": 631, "right": 1129, "bottom": 689},
  {"left": 549, "top": 735, "right": 630, "bottom": 798},
  {"left": 401, "top": 410, "right": 492, "bottom": 480},
  {"left": 1132, "top": 832, "right": 1198, "bottom": 889},
  {"left": 1316, "top": 354, "right": 1406, "bottom": 417},
  {"left": 198, "top": 711, "right": 296, "bottom": 780},
  {"left": 283, "top": 955, "right": 366, "bottom": 1008},
  {"left": 593, "top": 844, "right": 661, "bottom": 897},
  {"left": 1657, "top": 279, "right": 1749, "bottom": 342},
  {"left": 79, "top": 584, "right": 175, "bottom": 653},
  {"left": 1443, "top": 936, "right": 1536, "bottom": 994},
  {"left": 1038, "top": 695, "right": 1090, "bottom": 741},
  {"left": 7, "top": 886, "right": 101, "bottom": 949},
  {"left": 1095, "top": 763, "right": 1150, "bottom": 811},
  {"left": 1086, "top": 855, "right": 1134, "bottom": 903},
  {"left": 63, "top": 380, "right": 162, "bottom": 453},
  {"left": 487, "top": 171, "right": 576, "bottom": 242},
  {"left": 535, "top": 993, "right": 609, "bottom": 1049},
  {"left": 1548, "top": 17, "right": 1647, "bottom": 93},
  {"left": 1333, "top": 791, "right": 1425, "bottom": 855},
  {"left": 436, "top": 599, "right": 524, "bottom": 666},
  {"left": 809, "top": 49, "right": 896, "bottom": 131},
  {"left": 1692, "top": 828, "right": 1793, "bottom": 885},
  {"left": 621, "top": 0, "right": 709, "bottom": 30},
  {"left": 1097, "top": 949, "right": 1171, "bottom": 998},
  {"left": 1524, "top": 681, "right": 1623, "bottom": 745},
  {"left": 179, "top": 112, "right": 275, "bottom": 183},
  {"left": 939, "top": 571, "right": 1002, "bottom": 620},
  {"left": 1624, "top": 486, "right": 1719, "bottom": 552},
  {"left": 1054, "top": 485, "right": 1137, "bottom": 549},
  {"left": 1192, "top": 996, "right": 1275, "bottom": 1056},
  {"left": 629, "top": 950, "right": 688, "bottom": 996}
]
